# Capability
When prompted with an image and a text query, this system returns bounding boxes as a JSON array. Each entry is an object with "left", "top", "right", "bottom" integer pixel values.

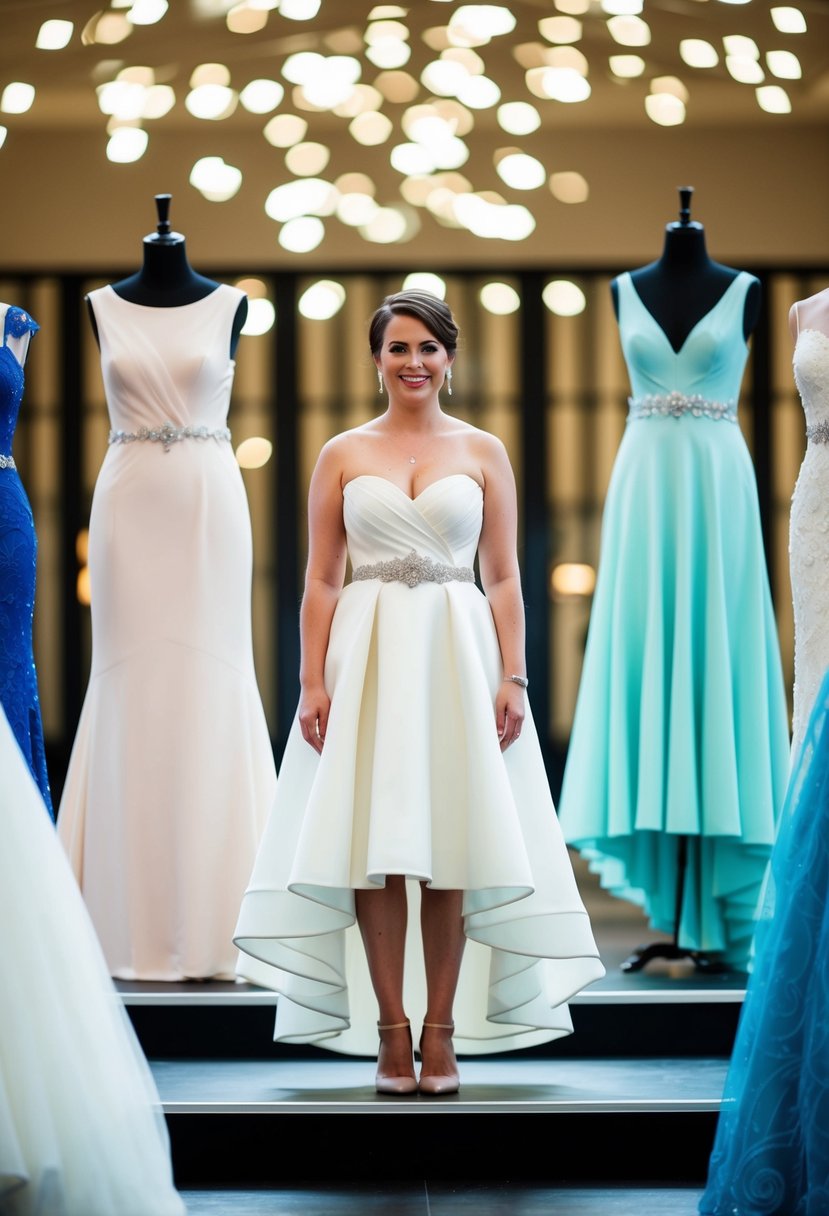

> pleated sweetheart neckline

[{"left": 343, "top": 472, "right": 484, "bottom": 504}]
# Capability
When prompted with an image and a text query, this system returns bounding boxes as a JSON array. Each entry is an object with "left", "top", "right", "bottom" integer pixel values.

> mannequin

[
  {"left": 87, "top": 194, "right": 247, "bottom": 354},
  {"left": 789, "top": 285, "right": 829, "bottom": 343},
  {"left": 611, "top": 186, "right": 761, "bottom": 349}
]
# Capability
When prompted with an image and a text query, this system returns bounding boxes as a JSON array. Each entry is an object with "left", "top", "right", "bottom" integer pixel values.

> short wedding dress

[{"left": 235, "top": 472, "right": 606, "bottom": 1055}]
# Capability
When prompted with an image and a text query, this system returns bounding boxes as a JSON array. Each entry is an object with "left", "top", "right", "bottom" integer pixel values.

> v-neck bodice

[{"left": 616, "top": 271, "right": 754, "bottom": 409}]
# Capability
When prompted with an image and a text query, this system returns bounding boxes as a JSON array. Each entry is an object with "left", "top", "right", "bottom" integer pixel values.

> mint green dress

[{"left": 558, "top": 271, "right": 790, "bottom": 969}]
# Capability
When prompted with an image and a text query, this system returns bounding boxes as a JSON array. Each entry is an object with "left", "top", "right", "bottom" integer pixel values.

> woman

[{"left": 234, "top": 289, "right": 604, "bottom": 1094}]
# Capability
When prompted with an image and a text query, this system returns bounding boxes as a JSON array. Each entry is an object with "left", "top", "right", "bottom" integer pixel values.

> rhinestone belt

[
  {"left": 628, "top": 392, "right": 737, "bottom": 422},
  {"left": 353, "top": 549, "right": 475, "bottom": 589},
  {"left": 807, "top": 421, "right": 829, "bottom": 445},
  {"left": 0, "top": 455, "right": 16, "bottom": 470},
  {"left": 108, "top": 422, "right": 232, "bottom": 453}
]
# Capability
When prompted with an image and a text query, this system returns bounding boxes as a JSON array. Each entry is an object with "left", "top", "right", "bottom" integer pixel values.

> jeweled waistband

[
  {"left": 807, "top": 421, "right": 829, "bottom": 445},
  {"left": 352, "top": 549, "right": 474, "bottom": 589},
  {"left": 108, "top": 422, "right": 232, "bottom": 452},
  {"left": 628, "top": 392, "right": 737, "bottom": 422},
  {"left": 0, "top": 455, "right": 16, "bottom": 470}
]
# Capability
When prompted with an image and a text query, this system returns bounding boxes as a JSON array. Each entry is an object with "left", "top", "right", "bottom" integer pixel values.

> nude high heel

[
  {"left": 418, "top": 1021, "right": 460, "bottom": 1096},
  {"left": 375, "top": 1020, "right": 418, "bottom": 1095}
]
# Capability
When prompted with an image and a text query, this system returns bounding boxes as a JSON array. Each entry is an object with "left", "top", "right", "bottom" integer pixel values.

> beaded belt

[
  {"left": 628, "top": 392, "right": 737, "bottom": 423},
  {"left": 0, "top": 455, "right": 16, "bottom": 470},
  {"left": 807, "top": 421, "right": 829, "bottom": 445},
  {"left": 108, "top": 422, "right": 232, "bottom": 453},
  {"left": 352, "top": 549, "right": 474, "bottom": 589}
]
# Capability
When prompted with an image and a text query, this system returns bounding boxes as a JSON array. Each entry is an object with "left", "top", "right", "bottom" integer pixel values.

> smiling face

[{"left": 374, "top": 314, "right": 453, "bottom": 405}]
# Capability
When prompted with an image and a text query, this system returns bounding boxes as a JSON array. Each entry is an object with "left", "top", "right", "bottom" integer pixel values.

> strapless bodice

[
  {"left": 794, "top": 329, "right": 829, "bottom": 435},
  {"left": 343, "top": 474, "right": 483, "bottom": 571}
]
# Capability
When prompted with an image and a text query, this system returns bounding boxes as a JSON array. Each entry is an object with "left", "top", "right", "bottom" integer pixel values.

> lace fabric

[
  {"left": 0, "top": 305, "right": 52, "bottom": 816},
  {"left": 789, "top": 328, "right": 829, "bottom": 758}
]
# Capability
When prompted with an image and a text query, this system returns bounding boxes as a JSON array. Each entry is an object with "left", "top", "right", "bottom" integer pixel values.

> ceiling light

[
  {"left": 185, "top": 84, "right": 237, "bottom": 120},
  {"left": 240, "top": 79, "right": 284, "bottom": 112},
  {"left": 236, "top": 437, "right": 274, "bottom": 467},
  {"left": 235, "top": 278, "right": 269, "bottom": 299},
  {"left": 334, "top": 85, "right": 384, "bottom": 117},
  {"left": 543, "top": 280, "right": 586, "bottom": 316},
  {"left": 609, "top": 54, "right": 645, "bottom": 78},
  {"left": 723, "top": 35, "right": 759, "bottom": 58},
  {"left": 106, "top": 127, "right": 149, "bottom": 162},
  {"left": 391, "top": 142, "right": 436, "bottom": 175},
  {"left": 279, "top": 216, "right": 325, "bottom": 252},
  {"left": 538, "top": 16, "right": 582, "bottom": 44},
  {"left": 36, "top": 20, "right": 74, "bottom": 50},
  {"left": 373, "top": 71, "right": 420, "bottom": 103},
  {"left": 651, "top": 76, "right": 689, "bottom": 103},
  {"left": 497, "top": 101, "right": 541, "bottom": 134},
  {"left": 680, "top": 39, "right": 718, "bottom": 69},
  {"left": 190, "top": 63, "right": 231, "bottom": 87},
  {"left": 366, "top": 40, "right": 412, "bottom": 69},
  {"left": 360, "top": 206, "right": 410, "bottom": 243},
  {"left": 421, "top": 59, "right": 469, "bottom": 95},
  {"left": 756, "top": 85, "right": 792, "bottom": 113},
  {"left": 449, "top": 5, "right": 516, "bottom": 40},
  {"left": 607, "top": 15, "right": 650, "bottom": 47},
  {"left": 97, "top": 80, "right": 145, "bottom": 119},
  {"left": 349, "top": 111, "right": 394, "bottom": 145},
  {"left": 534, "top": 67, "right": 591, "bottom": 103},
  {"left": 549, "top": 171, "right": 589, "bottom": 204},
  {"left": 369, "top": 5, "right": 408, "bottom": 17},
  {"left": 263, "top": 113, "right": 307, "bottom": 146},
  {"left": 496, "top": 152, "right": 546, "bottom": 190},
  {"left": 227, "top": 4, "right": 268, "bottom": 34},
  {"left": 554, "top": 0, "right": 589, "bottom": 12},
  {"left": 83, "top": 12, "right": 132, "bottom": 44},
  {"left": 456, "top": 75, "right": 501, "bottom": 108},
  {"left": 336, "top": 193, "right": 379, "bottom": 225},
  {"left": 285, "top": 141, "right": 330, "bottom": 175},
  {"left": 480, "top": 282, "right": 520, "bottom": 314},
  {"left": 726, "top": 57, "right": 764, "bottom": 84},
  {"left": 282, "top": 52, "right": 324, "bottom": 85},
  {"left": 602, "top": 0, "right": 643, "bottom": 12},
  {"left": 335, "top": 172, "right": 376, "bottom": 195},
  {"left": 365, "top": 20, "right": 409, "bottom": 43},
  {"left": 240, "top": 300, "right": 276, "bottom": 335},
  {"left": 403, "top": 272, "right": 447, "bottom": 298},
  {"left": 771, "top": 7, "right": 807, "bottom": 33},
  {"left": 766, "top": 50, "right": 802, "bottom": 79},
  {"left": 127, "top": 0, "right": 168, "bottom": 24},
  {"left": 189, "top": 155, "right": 243, "bottom": 200},
  {"left": 551, "top": 563, "right": 596, "bottom": 597},
  {"left": 280, "top": 0, "right": 322, "bottom": 19},
  {"left": 644, "top": 93, "right": 686, "bottom": 125},
  {"left": 265, "top": 178, "right": 338, "bottom": 222},
  {"left": 1, "top": 83, "right": 35, "bottom": 114},
  {"left": 299, "top": 280, "right": 346, "bottom": 319},
  {"left": 142, "top": 85, "right": 176, "bottom": 118}
]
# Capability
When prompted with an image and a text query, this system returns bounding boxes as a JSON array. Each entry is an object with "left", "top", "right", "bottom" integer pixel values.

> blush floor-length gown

[
  {"left": 57, "top": 284, "right": 276, "bottom": 980},
  {"left": 235, "top": 472, "right": 606, "bottom": 1056}
]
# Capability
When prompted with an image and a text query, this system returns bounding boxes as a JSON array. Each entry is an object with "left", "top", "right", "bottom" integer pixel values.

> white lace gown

[
  {"left": 57, "top": 285, "right": 276, "bottom": 980},
  {"left": 235, "top": 473, "right": 606, "bottom": 1056},
  {"left": 0, "top": 707, "right": 184, "bottom": 1216},
  {"left": 790, "top": 324, "right": 829, "bottom": 758}
]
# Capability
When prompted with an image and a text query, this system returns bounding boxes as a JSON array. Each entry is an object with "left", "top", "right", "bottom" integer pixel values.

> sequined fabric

[
  {"left": 108, "top": 422, "right": 232, "bottom": 451},
  {"left": 353, "top": 548, "right": 474, "bottom": 588},
  {"left": 628, "top": 391, "right": 737, "bottom": 422},
  {"left": 0, "top": 305, "right": 52, "bottom": 816}
]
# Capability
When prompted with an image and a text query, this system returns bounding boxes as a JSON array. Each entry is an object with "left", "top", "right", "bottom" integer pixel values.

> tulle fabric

[
  {"left": 235, "top": 474, "right": 605, "bottom": 1055},
  {"left": 0, "top": 708, "right": 184, "bottom": 1216},
  {"left": 699, "top": 668, "right": 829, "bottom": 1215}
]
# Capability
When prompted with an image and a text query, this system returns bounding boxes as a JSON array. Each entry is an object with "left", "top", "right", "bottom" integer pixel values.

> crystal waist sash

[
  {"left": 108, "top": 422, "right": 232, "bottom": 453},
  {"left": 0, "top": 455, "right": 16, "bottom": 470},
  {"left": 352, "top": 549, "right": 475, "bottom": 589},
  {"left": 807, "top": 421, "right": 829, "bottom": 445},
  {"left": 628, "top": 392, "right": 737, "bottom": 422}
]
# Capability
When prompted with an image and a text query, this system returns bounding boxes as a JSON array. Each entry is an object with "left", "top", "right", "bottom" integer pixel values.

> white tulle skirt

[{"left": 0, "top": 709, "right": 184, "bottom": 1216}]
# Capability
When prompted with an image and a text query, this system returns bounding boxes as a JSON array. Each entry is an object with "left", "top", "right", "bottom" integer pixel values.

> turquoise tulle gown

[
  {"left": 558, "top": 271, "right": 790, "bottom": 969},
  {"left": 699, "top": 667, "right": 829, "bottom": 1215}
]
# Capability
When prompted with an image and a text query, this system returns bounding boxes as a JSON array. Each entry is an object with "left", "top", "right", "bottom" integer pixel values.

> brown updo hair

[{"left": 369, "top": 289, "right": 459, "bottom": 358}]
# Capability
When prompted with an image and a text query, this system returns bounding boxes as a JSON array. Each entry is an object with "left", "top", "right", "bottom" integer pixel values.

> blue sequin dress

[
  {"left": 700, "top": 666, "right": 829, "bottom": 1215},
  {"left": 0, "top": 305, "right": 52, "bottom": 816}
]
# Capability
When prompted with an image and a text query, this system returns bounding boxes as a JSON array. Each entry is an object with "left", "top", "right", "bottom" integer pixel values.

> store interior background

[{"left": 1, "top": 0, "right": 828, "bottom": 939}]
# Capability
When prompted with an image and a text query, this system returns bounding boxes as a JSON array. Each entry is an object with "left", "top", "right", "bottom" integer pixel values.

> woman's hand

[
  {"left": 299, "top": 685, "right": 330, "bottom": 754},
  {"left": 495, "top": 681, "right": 525, "bottom": 751}
]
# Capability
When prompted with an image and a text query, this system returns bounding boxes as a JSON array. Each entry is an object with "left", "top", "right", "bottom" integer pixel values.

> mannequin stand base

[{"left": 620, "top": 942, "right": 730, "bottom": 974}]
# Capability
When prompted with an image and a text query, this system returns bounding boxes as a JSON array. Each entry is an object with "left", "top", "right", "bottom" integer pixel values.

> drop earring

[
  {"left": 446, "top": 367, "right": 453, "bottom": 397},
  {"left": 377, "top": 369, "right": 384, "bottom": 394}
]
